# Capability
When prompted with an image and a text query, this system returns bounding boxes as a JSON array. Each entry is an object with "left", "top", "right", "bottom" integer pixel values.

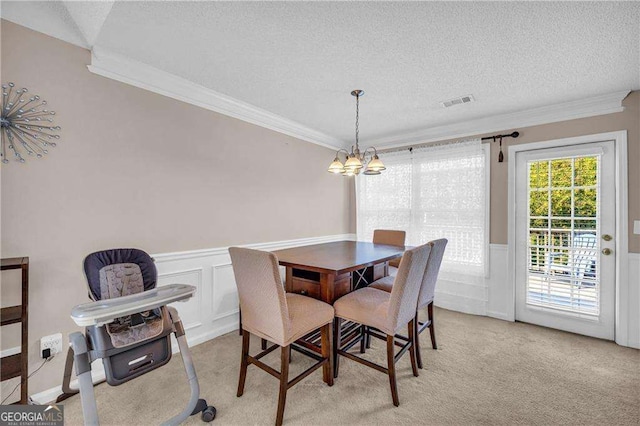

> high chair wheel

[{"left": 202, "top": 406, "right": 216, "bottom": 422}]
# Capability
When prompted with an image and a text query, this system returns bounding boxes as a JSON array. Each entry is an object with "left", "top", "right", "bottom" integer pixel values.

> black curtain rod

[
  {"left": 481, "top": 131, "right": 520, "bottom": 141},
  {"left": 483, "top": 131, "right": 519, "bottom": 162},
  {"left": 386, "top": 131, "right": 520, "bottom": 157}
]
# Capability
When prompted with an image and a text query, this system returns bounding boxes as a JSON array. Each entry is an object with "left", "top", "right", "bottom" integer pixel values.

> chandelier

[{"left": 327, "top": 90, "right": 385, "bottom": 176}]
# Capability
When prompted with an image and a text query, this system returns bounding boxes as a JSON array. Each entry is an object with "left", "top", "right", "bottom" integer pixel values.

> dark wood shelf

[
  {"left": 1, "top": 257, "right": 29, "bottom": 270},
  {"left": 1, "top": 256, "right": 29, "bottom": 403},
  {"left": 0, "top": 353, "right": 23, "bottom": 381},
  {"left": 1, "top": 305, "right": 22, "bottom": 326}
]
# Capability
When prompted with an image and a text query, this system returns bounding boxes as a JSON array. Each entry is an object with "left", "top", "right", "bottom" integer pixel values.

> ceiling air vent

[{"left": 442, "top": 94, "right": 475, "bottom": 108}]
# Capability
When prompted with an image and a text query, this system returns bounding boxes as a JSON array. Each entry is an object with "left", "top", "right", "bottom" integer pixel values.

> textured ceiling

[{"left": 3, "top": 2, "right": 639, "bottom": 147}]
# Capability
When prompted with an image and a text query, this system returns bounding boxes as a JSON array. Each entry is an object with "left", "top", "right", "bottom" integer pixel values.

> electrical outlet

[{"left": 40, "top": 333, "right": 63, "bottom": 357}]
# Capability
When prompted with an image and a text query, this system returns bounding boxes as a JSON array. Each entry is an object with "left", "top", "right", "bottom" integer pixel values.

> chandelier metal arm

[
  {"left": 362, "top": 146, "right": 378, "bottom": 159},
  {"left": 334, "top": 148, "right": 351, "bottom": 159}
]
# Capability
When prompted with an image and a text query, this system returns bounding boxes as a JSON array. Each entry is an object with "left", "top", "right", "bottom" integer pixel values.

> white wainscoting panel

[
  {"left": 486, "top": 244, "right": 512, "bottom": 321},
  {"left": 433, "top": 244, "right": 509, "bottom": 317},
  {"left": 157, "top": 268, "right": 203, "bottom": 331},
  {"left": 434, "top": 280, "right": 487, "bottom": 316},
  {"left": 152, "top": 233, "right": 356, "bottom": 348},
  {"left": 625, "top": 253, "right": 640, "bottom": 349},
  {"left": 211, "top": 264, "right": 239, "bottom": 321}
]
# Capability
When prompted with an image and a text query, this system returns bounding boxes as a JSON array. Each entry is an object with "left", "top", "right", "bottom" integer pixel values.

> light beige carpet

[{"left": 60, "top": 308, "right": 639, "bottom": 425}]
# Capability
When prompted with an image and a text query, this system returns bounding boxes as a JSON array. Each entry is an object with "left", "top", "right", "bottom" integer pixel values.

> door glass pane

[{"left": 526, "top": 155, "right": 600, "bottom": 316}]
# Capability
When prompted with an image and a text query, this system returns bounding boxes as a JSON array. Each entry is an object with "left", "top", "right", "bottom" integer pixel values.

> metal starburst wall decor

[{"left": 1, "top": 82, "right": 60, "bottom": 164}]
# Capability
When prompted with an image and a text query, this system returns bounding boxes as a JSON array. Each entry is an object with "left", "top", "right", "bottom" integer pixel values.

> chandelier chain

[{"left": 355, "top": 93, "right": 359, "bottom": 149}]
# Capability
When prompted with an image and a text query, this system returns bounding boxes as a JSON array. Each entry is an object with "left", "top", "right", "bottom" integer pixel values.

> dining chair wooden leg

[
  {"left": 261, "top": 338, "right": 268, "bottom": 350},
  {"left": 237, "top": 330, "right": 250, "bottom": 397},
  {"left": 275, "top": 345, "right": 290, "bottom": 426},
  {"left": 365, "top": 326, "right": 371, "bottom": 349},
  {"left": 238, "top": 308, "right": 243, "bottom": 336},
  {"left": 428, "top": 302, "right": 437, "bottom": 349},
  {"left": 321, "top": 323, "right": 334, "bottom": 386},
  {"left": 333, "top": 317, "right": 342, "bottom": 379},
  {"left": 386, "top": 334, "right": 400, "bottom": 407},
  {"left": 359, "top": 325, "right": 366, "bottom": 353},
  {"left": 408, "top": 319, "right": 419, "bottom": 377},
  {"left": 414, "top": 312, "right": 423, "bottom": 369}
]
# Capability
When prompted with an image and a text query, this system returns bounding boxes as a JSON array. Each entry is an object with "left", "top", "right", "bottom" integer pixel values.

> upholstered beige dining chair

[
  {"left": 373, "top": 229, "right": 406, "bottom": 274},
  {"left": 333, "top": 243, "right": 431, "bottom": 407},
  {"left": 229, "top": 247, "right": 335, "bottom": 426},
  {"left": 370, "top": 238, "right": 447, "bottom": 368}
]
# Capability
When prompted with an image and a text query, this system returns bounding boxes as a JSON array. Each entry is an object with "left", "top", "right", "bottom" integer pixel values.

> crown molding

[
  {"left": 87, "top": 47, "right": 344, "bottom": 151},
  {"left": 368, "top": 90, "right": 631, "bottom": 150},
  {"left": 86, "top": 47, "right": 630, "bottom": 152}
]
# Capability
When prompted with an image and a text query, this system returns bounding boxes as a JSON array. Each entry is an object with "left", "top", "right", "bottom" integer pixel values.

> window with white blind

[
  {"left": 526, "top": 155, "right": 601, "bottom": 316},
  {"left": 356, "top": 139, "right": 489, "bottom": 283}
]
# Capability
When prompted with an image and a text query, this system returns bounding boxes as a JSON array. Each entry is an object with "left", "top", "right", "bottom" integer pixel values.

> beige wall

[{"left": 0, "top": 21, "right": 351, "bottom": 396}]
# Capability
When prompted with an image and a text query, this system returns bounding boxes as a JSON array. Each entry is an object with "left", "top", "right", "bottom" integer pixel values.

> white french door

[{"left": 514, "top": 140, "right": 615, "bottom": 340}]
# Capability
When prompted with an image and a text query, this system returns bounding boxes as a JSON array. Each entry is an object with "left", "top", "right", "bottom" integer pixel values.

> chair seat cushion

[
  {"left": 369, "top": 275, "right": 394, "bottom": 293},
  {"left": 334, "top": 287, "right": 394, "bottom": 335},
  {"left": 285, "top": 293, "right": 334, "bottom": 345}
]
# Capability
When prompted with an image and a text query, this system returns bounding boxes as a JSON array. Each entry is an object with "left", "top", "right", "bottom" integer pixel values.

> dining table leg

[
  {"left": 319, "top": 273, "right": 336, "bottom": 304},
  {"left": 284, "top": 267, "right": 294, "bottom": 293}
]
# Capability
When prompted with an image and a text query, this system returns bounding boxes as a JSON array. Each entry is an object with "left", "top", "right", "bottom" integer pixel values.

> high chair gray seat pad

[
  {"left": 84, "top": 248, "right": 157, "bottom": 301},
  {"left": 84, "top": 249, "right": 164, "bottom": 348}
]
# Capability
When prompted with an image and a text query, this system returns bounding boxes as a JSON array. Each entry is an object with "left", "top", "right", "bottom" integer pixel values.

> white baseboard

[
  {"left": 486, "top": 310, "right": 513, "bottom": 322},
  {"left": 30, "top": 361, "right": 106, "bottom": 406},
  {"left": 29, "top": 319, "right": 241, "bottom": 405},
  {"left": 486, "top": 244, "right": 512, "bottom": 321}
]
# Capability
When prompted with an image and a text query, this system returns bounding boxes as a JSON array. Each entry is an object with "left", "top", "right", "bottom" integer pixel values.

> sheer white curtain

[{"left": 356, "top": 139, "right": 488, "bottom": 284}]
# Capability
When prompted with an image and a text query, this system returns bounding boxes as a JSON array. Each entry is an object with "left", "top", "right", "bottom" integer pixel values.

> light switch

[{"left": 634, "top": 220, "right": 640, "bottom": 235}]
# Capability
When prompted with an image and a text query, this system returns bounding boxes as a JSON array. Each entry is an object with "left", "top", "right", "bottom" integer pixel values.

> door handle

[
  {"left": 602, "top": 248, "right": 612, "bottom": 255},
  {"left": 602, "top": 234, "right": 612, "bottom": 241}
]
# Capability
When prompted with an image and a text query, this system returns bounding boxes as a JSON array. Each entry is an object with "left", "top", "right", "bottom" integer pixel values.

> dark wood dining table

[
  {"left": 272, "top": 240, "right": 407, "bottom": 304},
  {"left": 271, "top": 240, "right": 407, "bottom": 361}
]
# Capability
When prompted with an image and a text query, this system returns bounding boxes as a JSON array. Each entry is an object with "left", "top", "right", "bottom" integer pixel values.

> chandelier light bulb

[
  {"left": 365, "top": 155, "right": 386, "bottom": 172},
  {"left": 327, "top": 157, "right": 346, "bottom": 174},
  {"left": 344, "top": 155, "right": 363, "bottom": 171}
]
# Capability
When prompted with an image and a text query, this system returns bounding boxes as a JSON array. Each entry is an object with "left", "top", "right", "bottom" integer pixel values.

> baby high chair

[{"left": 58, "top": 248, "right": 216, "bottom": 425}]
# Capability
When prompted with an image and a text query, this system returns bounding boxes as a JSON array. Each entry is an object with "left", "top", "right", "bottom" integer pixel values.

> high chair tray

[{"left": 71, "top": 284, "right": 195, "bottom": 326}]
